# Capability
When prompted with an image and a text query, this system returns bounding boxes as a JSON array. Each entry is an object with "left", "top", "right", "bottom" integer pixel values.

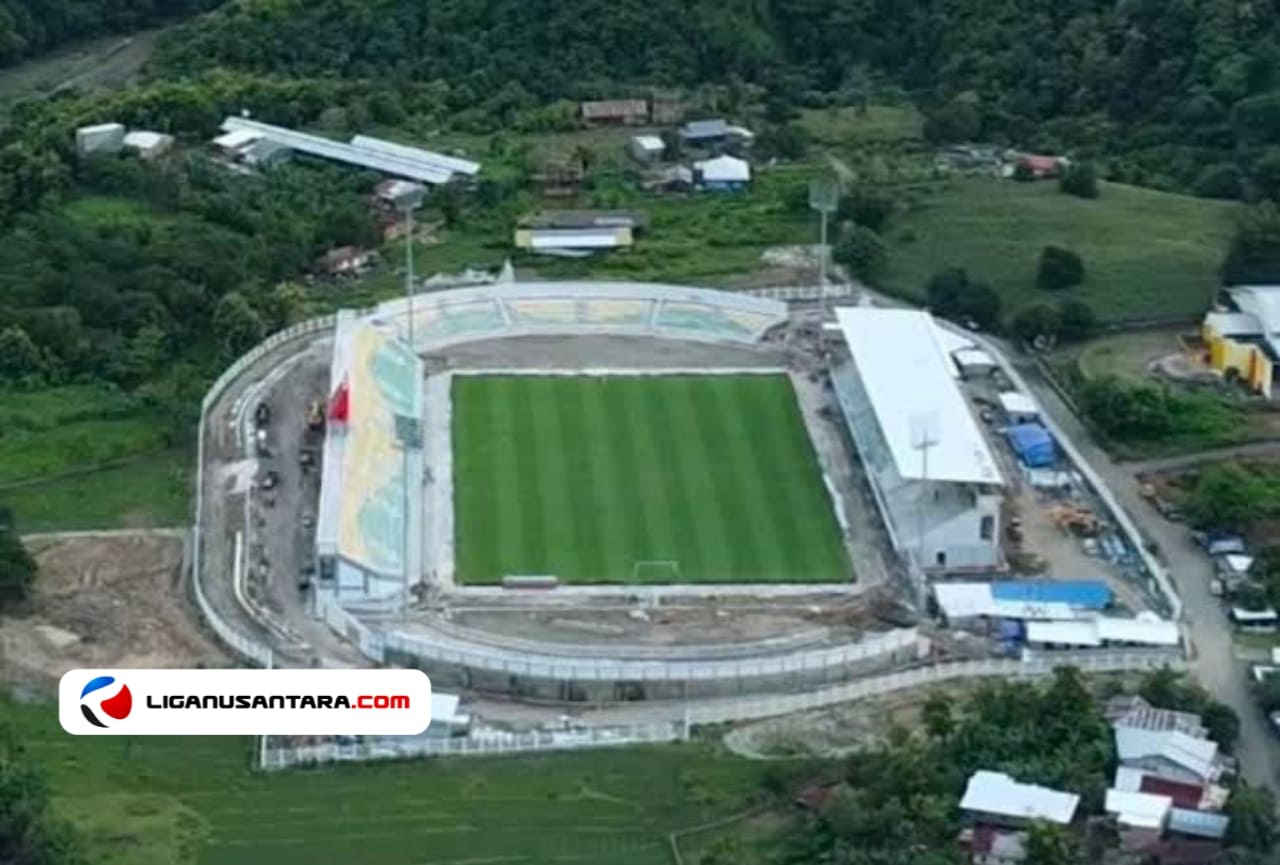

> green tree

[
  {"left": 0, "top": 755, "right": 83, "bottom": 865},
  {"left": 1037, "top": 246, "right": 1085, "bottom": 291},
  {"left": 0, "top": 325, "right": 44, "bottom": 383},
  {"left": 212, "top": 291, "right": 265, "bottom": 357},
  {"left": 1025, "top": 821, "right": 1079, "bottom": 865},
  {"left": 755, "top": 123, "right": 807, "bottom": 160},
  {"left": 1012, "top": 303, "right": 1062, "bottom": 345},
  {"left": 1185, "top": 463, "right": 1263, "bottom": 532},
  {"left": 924, "top": 268, "right": 1001, "bottom": 331},
  {"left": 1059, "top": 162, "right": 1099, "bottom": 199},
  {"left": 1058, "top": 299, "right": 1098, "bottom": 342},
  {"left": 1223, "top": 202, "right": 1280, "bottom": 285},
  {"left": 833, "top": 225, "right": 886, "bottom": 281},
  {"left": 837, "top": 188, "right": 894, "bottom": 233},
  {"left": 923, "top": 99, "right": 980, "bottom": 143},
  {"left": 0, "top": 527, "right": 35, "bottom": 611},
  {"left": 1226, "top": 785, "right": 1278, "bottom": 853},
  {"left": 920, "top": 692, "right": 954, "bottom": 739}
]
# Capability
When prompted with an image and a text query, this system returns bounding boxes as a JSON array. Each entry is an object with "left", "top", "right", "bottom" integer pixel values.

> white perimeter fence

[{"left": 260, "top": 648, "right": 1184, "bottom": 770}]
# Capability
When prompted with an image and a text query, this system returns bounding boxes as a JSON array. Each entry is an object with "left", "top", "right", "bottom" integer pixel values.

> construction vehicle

[
  {"left": 1049, "top": 504, "right": 1100, "bottom": 537},
  {"left": 306, "top": 399, "right": 325, "bottom": 431}
]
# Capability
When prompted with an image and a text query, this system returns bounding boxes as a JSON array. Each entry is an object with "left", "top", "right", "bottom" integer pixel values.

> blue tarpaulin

[
  {"left": 991, "top": 580, "right": 1111, "bottom": 609},
  {"left": 1005, "top": 423, "right": 1055, "bottom": 467}
]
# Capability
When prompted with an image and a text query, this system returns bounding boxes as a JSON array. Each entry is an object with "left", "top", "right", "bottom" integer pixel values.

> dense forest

[
  {"left": 0, "top": 0, "right": 219, "bottom": 66},
  {"left": 150, "top": 0, "right": 1280, "bottom": 195}
]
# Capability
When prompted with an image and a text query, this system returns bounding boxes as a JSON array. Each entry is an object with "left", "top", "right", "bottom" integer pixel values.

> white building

[
  {"left": 960, "top": 771, "right": 1079, "bottom": 826},
  {"left": 75, "top": 122, "right": 125, "bottom": 156},
  {"left": 628, "top": 134, "right": 666, "bottom": 162},
  {"left": 694, "top": 154, "right": 751, "bottom": 190},
  {"left": 829, "top": 308, "right": 1004, "bottom": 571},
  {"left": 1114, "top": 727, "right": 1222, "bottom": 786},
  {"left": 997, "top": 391, "right": 1040, "bottom": 424},
  {"left": 952, "top": 347, "right": 996, "bottom": 378},
  {"left": 122, "top": 130, "right": 174, "bottom": 160}
]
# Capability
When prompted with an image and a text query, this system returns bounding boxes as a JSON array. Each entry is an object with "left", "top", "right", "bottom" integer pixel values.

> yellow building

[{"left": 1202, "top": 286, "right": 1280, "bottom": 397}]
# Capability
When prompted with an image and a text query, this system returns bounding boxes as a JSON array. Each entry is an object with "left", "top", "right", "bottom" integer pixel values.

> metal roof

[
  {"left": 932, "top": 582, "right": 1079, "bottom": 621},
  {"left": 1115, "top": 729, "right": 1219, "bottom": 781},
  {"left": 1106, "top": 789, "right": 1172, "bottom": 829},
  {"left": 952, "top": 347, "right": 995, "bottom": 369},
  {"left": 998, "top": 391, "right": 1039, "bottom": 416},
  {"left": 631, "top": 135, "right": 665, "bottom": 151},
  {"left": 695, "top": 155, "right": 750, "bottom": 182},
  {"left": 834, "top": 307, "right": 1003, "bottom": 486},
  {"left": 1204, "top": 310, "right": 1261, "bottom": 337},
  {"left": 349, "top": 134, "right": 480, "bottom": 177},
  {"left": 123, "top": 130, "right": 171, "bottom": 150},
  {"left": 1168, "top": 808, "right": 1230, "bottom": 840},
  {"left": 526, "top": 228, "right": 628, "bottom": 249},
  {"left": 992, "top": 580, "right": 1110, "bottom": 608},
  {"left": 213, "top": 128, "right": 262, "bottom": 150},
  {"left": 681, "top": 118, "right": 729, "bottom": 139},
  {"left": 1097, "top": 615, "right": 1181, "bottom": 647},
  {"left": 1026, "top": 620, "right": 1101, "bottom": 647},
  {"left": 221, "top": 118, "right": 453, "bottom": 184},
  {"left": 960, "top": 771, "right": 1079, "bottom": 824}
]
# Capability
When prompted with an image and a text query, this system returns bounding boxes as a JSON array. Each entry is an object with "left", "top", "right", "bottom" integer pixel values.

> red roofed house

[
  {"left": 1140, "top": 776, "right": 1206, "bottom": 811},
  {"left": 960, "top": 825, "right": 1027, "bottom": 865},
  {"left": 1015, "top": 154, "right": 1066, "bottom": 179}
]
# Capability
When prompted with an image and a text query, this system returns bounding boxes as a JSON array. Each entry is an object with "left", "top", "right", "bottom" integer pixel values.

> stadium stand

[{"left": 316, "top": 313, "right": 424, "bottom": 604}]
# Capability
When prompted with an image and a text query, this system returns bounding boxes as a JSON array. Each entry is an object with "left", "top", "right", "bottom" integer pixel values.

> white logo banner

[{"left": 59, "top": 668, "right": 432, "bottom": 736}]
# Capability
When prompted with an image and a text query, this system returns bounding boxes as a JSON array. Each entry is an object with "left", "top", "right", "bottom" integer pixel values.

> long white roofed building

[{"left": 828, "top": 307, "right": 1004, "bottom": 572}]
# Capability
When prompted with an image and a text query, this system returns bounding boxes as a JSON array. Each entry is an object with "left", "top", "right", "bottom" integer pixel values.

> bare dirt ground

[
  {"left": 723, "top": 679, "right": 985, "bottom": 758},
  {"left": 0, "top": 533, "right": 229, "bottom": 687},
  {"left": 447, "top": 589, "right": 908, "bottom": 649}
]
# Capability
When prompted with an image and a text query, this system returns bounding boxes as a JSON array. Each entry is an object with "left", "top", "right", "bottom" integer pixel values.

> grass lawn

[
  {"left": 3, "top": 448, "right": 190, "bottom": 531},
  {"left": 452, "top": 374, "right": 849, "bottom": 584},
  {"left": 0, "top": 385, "right": 188, "bottom": 530},
  {"left": 880, "top": 176, "right": 1236, "bottom": 322},
  {"left": 5, "top": 697, "right": 764, "bottom": 865},
  {"left": 797, "top": 104, "right": 923, "bottom": 146}
]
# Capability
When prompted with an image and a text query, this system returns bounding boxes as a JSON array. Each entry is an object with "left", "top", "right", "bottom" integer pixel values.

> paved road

[{"left": 1010, "top": 348, "right": 1280, "bottom": 790}]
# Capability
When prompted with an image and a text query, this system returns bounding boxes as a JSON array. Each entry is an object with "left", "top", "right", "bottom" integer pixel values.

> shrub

[
  {"left": 833, "top": 225, "right": 887, "bottom": 281},
  {"left": 1012, "top": 303, "right": 1062, "bottom": 345},
  {"left": 1037, "top": 245, "right": 1085, "bottom": 290},
  {"left": 1058, "top": 299, "right": 1098, "bottom": 342},
  {"left": 924, "top": 267, "right": 1001, "bottom": 331},
  {"left": 1059, "top": 162, "right": 1099, "bottom": 198}
]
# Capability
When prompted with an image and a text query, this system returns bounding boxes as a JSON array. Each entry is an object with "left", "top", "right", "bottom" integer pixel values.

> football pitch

[
  {"left": 452, "top": 373, "right": 850, "bottom": 584},
  {"left": 6, "top": 699, "right": 764, "bottom": 865}
]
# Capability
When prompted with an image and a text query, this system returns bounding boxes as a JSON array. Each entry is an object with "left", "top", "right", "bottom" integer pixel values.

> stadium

[{"left": 314, "top": 281, "right": 857, "bottom": 601}]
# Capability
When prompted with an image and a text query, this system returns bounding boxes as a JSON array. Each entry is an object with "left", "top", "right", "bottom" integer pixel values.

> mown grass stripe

[
  {"left": 528, "top": 377, "right": 582, "bottom": 579},
  {"left": 644, "top": 376, "right": 710, "bottom": 580},
  {"left": 615, "top": 377, "right": 679, "bottom": 577},
  {"left": 704, "top": 375, "right": 784, "bottom": 579},
  {"left": 595, "top": 378, "right": 655, "bottom": 579},
  {"left": 510, "top": 377, "right": 549, "bottom": 574},
  {"left": 571, "top": 376, "right": 624, "bottom": 579}
]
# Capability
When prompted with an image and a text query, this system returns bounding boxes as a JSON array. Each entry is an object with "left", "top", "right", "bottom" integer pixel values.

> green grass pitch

[
  {"left": 452, "top": 373, "right": 850, "bottom": 584},
  {"left": 5, "top": 698, "right": 764, "bottom": 865}
]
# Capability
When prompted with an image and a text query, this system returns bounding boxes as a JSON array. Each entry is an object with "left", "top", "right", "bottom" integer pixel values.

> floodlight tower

[
  {"left": 909, "top": 412, "right": 941, "bottom": 611},
  {"left": 808, "top": 178, "right": 839, "bottom": 295},
  {"left": 390, "top": 181, "right": 427, "bottom": 618}
]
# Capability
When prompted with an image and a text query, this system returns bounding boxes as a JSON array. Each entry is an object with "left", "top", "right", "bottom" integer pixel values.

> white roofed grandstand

[
  {"left": 828, "top": 307, "right": 1003, "bottom": 570},
  {"left": 349, "top": 134, "right": 480, "bottom": 178},
  {"left": 218, "top": 118, "right": 478, "bottom": 185}
]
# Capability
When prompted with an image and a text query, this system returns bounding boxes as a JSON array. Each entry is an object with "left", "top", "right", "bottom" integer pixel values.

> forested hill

[
  {"left": 150, "top": 0, "right": 1280, "bottom": 192},
  {"left": 0, "top": 0, "right": 220, "bottom": 66}
]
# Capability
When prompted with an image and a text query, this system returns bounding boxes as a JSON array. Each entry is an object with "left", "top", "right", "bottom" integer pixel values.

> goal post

[{"left": 632, "top": 560, "right": 681, "bottom": 583}]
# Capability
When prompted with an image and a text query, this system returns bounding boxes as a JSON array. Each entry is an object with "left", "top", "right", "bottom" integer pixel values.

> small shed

[
  {"left": 123, "top": 130, "right": 174, "bottom": 160},
  {"left": 75, "top": 122, "right": 125, "bottom": 156},
  {"left": 315, "top": 246, "right": 374, "bottom": 276},
  {"left": 952, "top": 347, "right": 996, "bottom": 378},
  {"left": 998, "top": 391, "right": 1040, "bottom": 424},
  {"left": 241, "top": 138, "right": 292, "bottom": 169},
  {"left": 628, "top": 135, "right": 666, "bottom": 163},
  {"left": 1230, "top": 606, "right": 1279, "bottom": 631},
  {"left": 1005, "top": 423, "right": 1055, "bottom": 468},
  {"left": 212, "top": 128, "right": 262, "bottom": 156},
  {"left": 681, "top": 118, "right": 731, "bottom": 145},
  {"left": 581, "top": 99, "right": 649, "bottom": 125},
  {"left": 695, "top": 155, "right": 750, "bottom": 191}
]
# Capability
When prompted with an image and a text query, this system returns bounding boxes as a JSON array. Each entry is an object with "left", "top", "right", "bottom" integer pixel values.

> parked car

[
  {"left": 1193, "top": 531, "right": 1247, "bottom": 556},
  {"left": 261, "top": 470, "right": 280, "bottom": 491},
  {"left": 255, "top": 402, "right": 271, "bottom": 428}
]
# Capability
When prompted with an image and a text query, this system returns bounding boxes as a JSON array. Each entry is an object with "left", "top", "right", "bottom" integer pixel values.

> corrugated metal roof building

[
  {"left": 991, "top": 580, "right": 1110, "bottom": 608},
  {"left": 960, "top": 771, "right": 1079, "bottom": 825}
]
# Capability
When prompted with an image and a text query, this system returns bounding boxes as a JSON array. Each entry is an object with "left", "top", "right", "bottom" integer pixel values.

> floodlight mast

[
  {"left": 808, "top": 178, "right": 838, "bottom": 295},
  {"left": 910, "top": 413, "right": 941, "bottom": 610}
]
